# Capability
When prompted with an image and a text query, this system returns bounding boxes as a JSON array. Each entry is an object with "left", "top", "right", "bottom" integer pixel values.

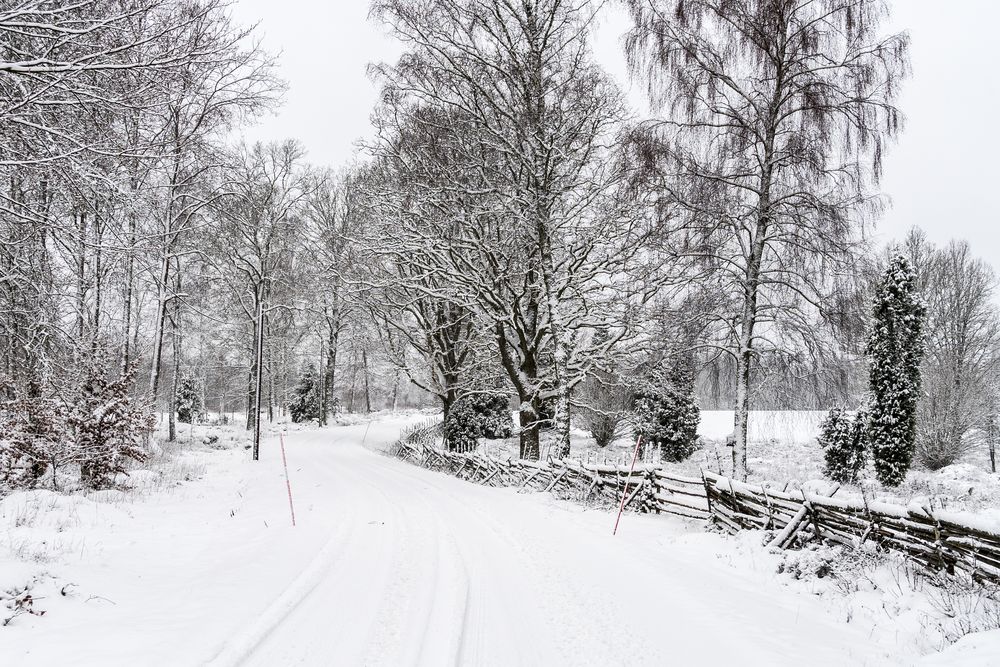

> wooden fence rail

[{"left": 391, "top": 424, "right": 1000, "bottom": 584}]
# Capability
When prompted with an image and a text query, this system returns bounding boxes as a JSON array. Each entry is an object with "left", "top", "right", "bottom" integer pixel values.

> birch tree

[
  {"left": 143, "top": 1, "right": 282, "bottom": 410},
  {"left": 623, "top": 0, "right": 909, "bottom": 479}
]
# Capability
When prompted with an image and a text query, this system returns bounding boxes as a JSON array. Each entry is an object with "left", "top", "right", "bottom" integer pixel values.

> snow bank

[{"left": 923, "top": 628, "right": 1000, "bottom": 666}]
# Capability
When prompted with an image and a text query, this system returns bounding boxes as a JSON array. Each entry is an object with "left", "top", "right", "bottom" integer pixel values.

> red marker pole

[
  {"left": 280, "top": 432, "right": 297, "bottom": 527},
  {"left": 613, "top": 435, "right": 643, "bottom": 536}
]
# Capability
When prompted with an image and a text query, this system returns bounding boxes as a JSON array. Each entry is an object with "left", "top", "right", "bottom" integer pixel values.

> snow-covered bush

[
  {"left": 924, "top": 571, "right": 1000, "bottom": 645},
  {"left": 443, "top": 398, "right": 479, "bottom": 452},
  {"left": 289, "top": 364, "right": 321, "bottom": 423},
  {"left": 175, "top": 376, "right": 202, "bottom": 424},
  {"left": 442, "top": 393, "right": 513, "bottom": 452},
  {"left": 632, "top": 365, "right": 700, "bottom": 463},
  {"left": 69, "top": 366, "right": 153, "bottom": 489},
  {"left": 917, "top": 414, "right": 975, "bottom": 472},
  {"left": 587, "top": 412, "right": 619, "bottom": 449},
  {"left": 868, "top": 254, "right": 925, "bottom": 487},
  {"left": 0, "top": 384, "right": 66, "bottom": 489},
  {"left": 819, "top": 408, "right": 868, "bottom": 484},
  {"left": 467, "top": 392, "right": 513, "bottom": 439},
  {"left": 776, "top": 543, "right": 887, "bottom": 595},
  {"left": 776, "top": 544, "right": 838, "bottom": 580}
]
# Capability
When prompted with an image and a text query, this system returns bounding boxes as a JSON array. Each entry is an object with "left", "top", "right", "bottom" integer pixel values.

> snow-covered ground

[
  {"left": 545, "top": 410, "right": 1000, "bottom": 520},
  {"left": 3, "top": 413, "right": 1000, "bottom": 665}
]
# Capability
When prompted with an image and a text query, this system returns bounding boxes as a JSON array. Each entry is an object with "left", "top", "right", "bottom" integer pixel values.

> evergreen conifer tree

[
  {"left": 819, "top": 408, "right": 868, "bottom": 484},
  {"left": 633, "top": 363, "right": 700, "bottom": 463},
  {"left": 443, "top": 398, "right": 480, "bottom": 453},
  {"left": 868, "top": 254, "right": 926, "bottom": 486},
  {"left": 176, "top": 376, "right": 202, "bottom": 424},
  {"left": 69, "top": 364, "right": 153, "bottom": 489},
  {"left": 289, "top": 364, "right": 321, "bottom": 423},
  {"left": 442, "top": 392, "right": 514, "bottom": 453}
]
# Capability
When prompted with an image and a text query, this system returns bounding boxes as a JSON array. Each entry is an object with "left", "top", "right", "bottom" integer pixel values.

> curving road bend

[{"left": 211, "top": 423, "right": 905, "bottom": 667}]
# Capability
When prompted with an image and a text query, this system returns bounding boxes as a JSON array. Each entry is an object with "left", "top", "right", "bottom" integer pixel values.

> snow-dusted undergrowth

[{"left": 1, "top": 419, "right": 246, "bottom": 624}]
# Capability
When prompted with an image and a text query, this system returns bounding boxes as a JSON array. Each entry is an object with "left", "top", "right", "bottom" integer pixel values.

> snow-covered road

[
  {"left": 208, "top": 423, "right": 903, "bottom": 666},
  {"left": 3, "top": 418, "right": 916, "bottom": 665}
]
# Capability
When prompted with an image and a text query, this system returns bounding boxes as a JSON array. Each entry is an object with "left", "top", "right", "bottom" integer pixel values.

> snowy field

[
  {"left": 516, "top": 410, "right": 1000, "bottom": 521},
  {"left": 3, "top": 414, "right": 1000, "bottom": 665}
]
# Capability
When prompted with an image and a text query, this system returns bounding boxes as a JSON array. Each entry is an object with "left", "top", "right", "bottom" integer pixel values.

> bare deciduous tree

[
  {"left": 899, "top": 229, "right": 1000, "bottom": 470},
  {"left": 369, "top": 0, "right": 651, "bottom": 459}
]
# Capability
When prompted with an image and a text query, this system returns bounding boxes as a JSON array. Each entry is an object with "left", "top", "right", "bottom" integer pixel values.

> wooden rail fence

[{"left": 392, "top": 423, "right": 1000, "bottom": 584}]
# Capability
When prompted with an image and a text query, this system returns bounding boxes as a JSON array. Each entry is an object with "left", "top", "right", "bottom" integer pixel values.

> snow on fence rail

[
  {"left": 391, "top": 436, "right": 709, "bottom": 519},
  {"left": 704, "top": 472, "right": 1000, "bottom": 582},
  {"left": 391, "top": 423, "right": 1000, "bottom": 584}
]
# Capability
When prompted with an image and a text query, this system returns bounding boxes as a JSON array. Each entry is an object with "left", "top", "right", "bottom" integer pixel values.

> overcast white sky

[{"left": 231, "top": 1, "right": 999, "bottom": 270}]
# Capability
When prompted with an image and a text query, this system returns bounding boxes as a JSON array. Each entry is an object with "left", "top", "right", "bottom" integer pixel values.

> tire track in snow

[
  {"left": 241, "top": 446, "right": 403, "bottom": 665},
  {"left": 220, "top": 428, "right": 901, "bottom": 666},
  {"left": 358, "top": 452, "right": 548, "bottom": 666},
  {"left": 353, "top": 457, "right": 471, "bottom": 666},
  {"left": 206, "top": 437, "right": 391, "bottom": 667},
  {"left": 204, "top": 514, "right": 358, "bottom": 667}
]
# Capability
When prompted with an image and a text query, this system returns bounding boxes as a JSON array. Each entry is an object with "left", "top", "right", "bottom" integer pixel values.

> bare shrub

[
  {"left": 577, "top": 376, "right": 630, "bottom": 448},
  {"left": 922, "top": 571, "right": 1000, "bottom": 646}
]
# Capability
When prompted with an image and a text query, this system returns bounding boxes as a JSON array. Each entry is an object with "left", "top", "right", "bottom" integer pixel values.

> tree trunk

[
  {"left": 732, "top": 229, "right": 766, "bottom": 481},
  {"left": 149, "top": 252, "right": 171, "bottom": 404},
  {"left": 75, "top": 210, "right": 86, "bottom": 347},
  {"left": 732, "top": 346, "right": 751, "bottom": 480},
  {"left": 245, "top": 363, "right": 255, "bottom": 430},
  {"left": 246, "top": 305, "right": 259, "bottom": 431},
  {"left": 390, "top": 369, "right": 400, "bottom": 412},
  {"left": 989, "top": 416, "right": 998, "bottom": 474},
  {"left": 266, "top": 333, "right": 275, "bottom": 423},
  {"left": 325, "top": 316, "right": 340, "bottom": 417},
  {"left": 318, "top": 339, "right": 327, "bottom": 426},
  {"left": 91, "top": 207, "right": 103, "bottom": 354},
  {"left": 730, "top": 83, "right": 779, "bottom": 480},
  {"left": 168, "top": 264, "right": 182, "bottom": 442},
  {"left": 252, "top": 301, "right": 264, "bottom": 460},
  {"left": 519, "top": 403, "right": 541, "bottom": 460},
  {"left": 494, "top": 320, "right": 541, "bottom": 461},
  {"left": 347, "top": 350, "right": 357, "bottom": 413},
  {"left": 553, "top": 385, "right": 571, "bottom": 458},
  {"left": 122, "top": 208, "right": 137, "bottom": 372},
  {"left": 362, "top": 348, "right": 372, "bottom": 413}
]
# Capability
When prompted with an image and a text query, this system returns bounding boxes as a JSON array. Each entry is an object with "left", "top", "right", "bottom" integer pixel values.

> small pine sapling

[
  {"left": 69, "top": 365, "right": 154, "bottom": 489},
  {"left": 289, "top": 364, "right": 322, "bottom": 423}
]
